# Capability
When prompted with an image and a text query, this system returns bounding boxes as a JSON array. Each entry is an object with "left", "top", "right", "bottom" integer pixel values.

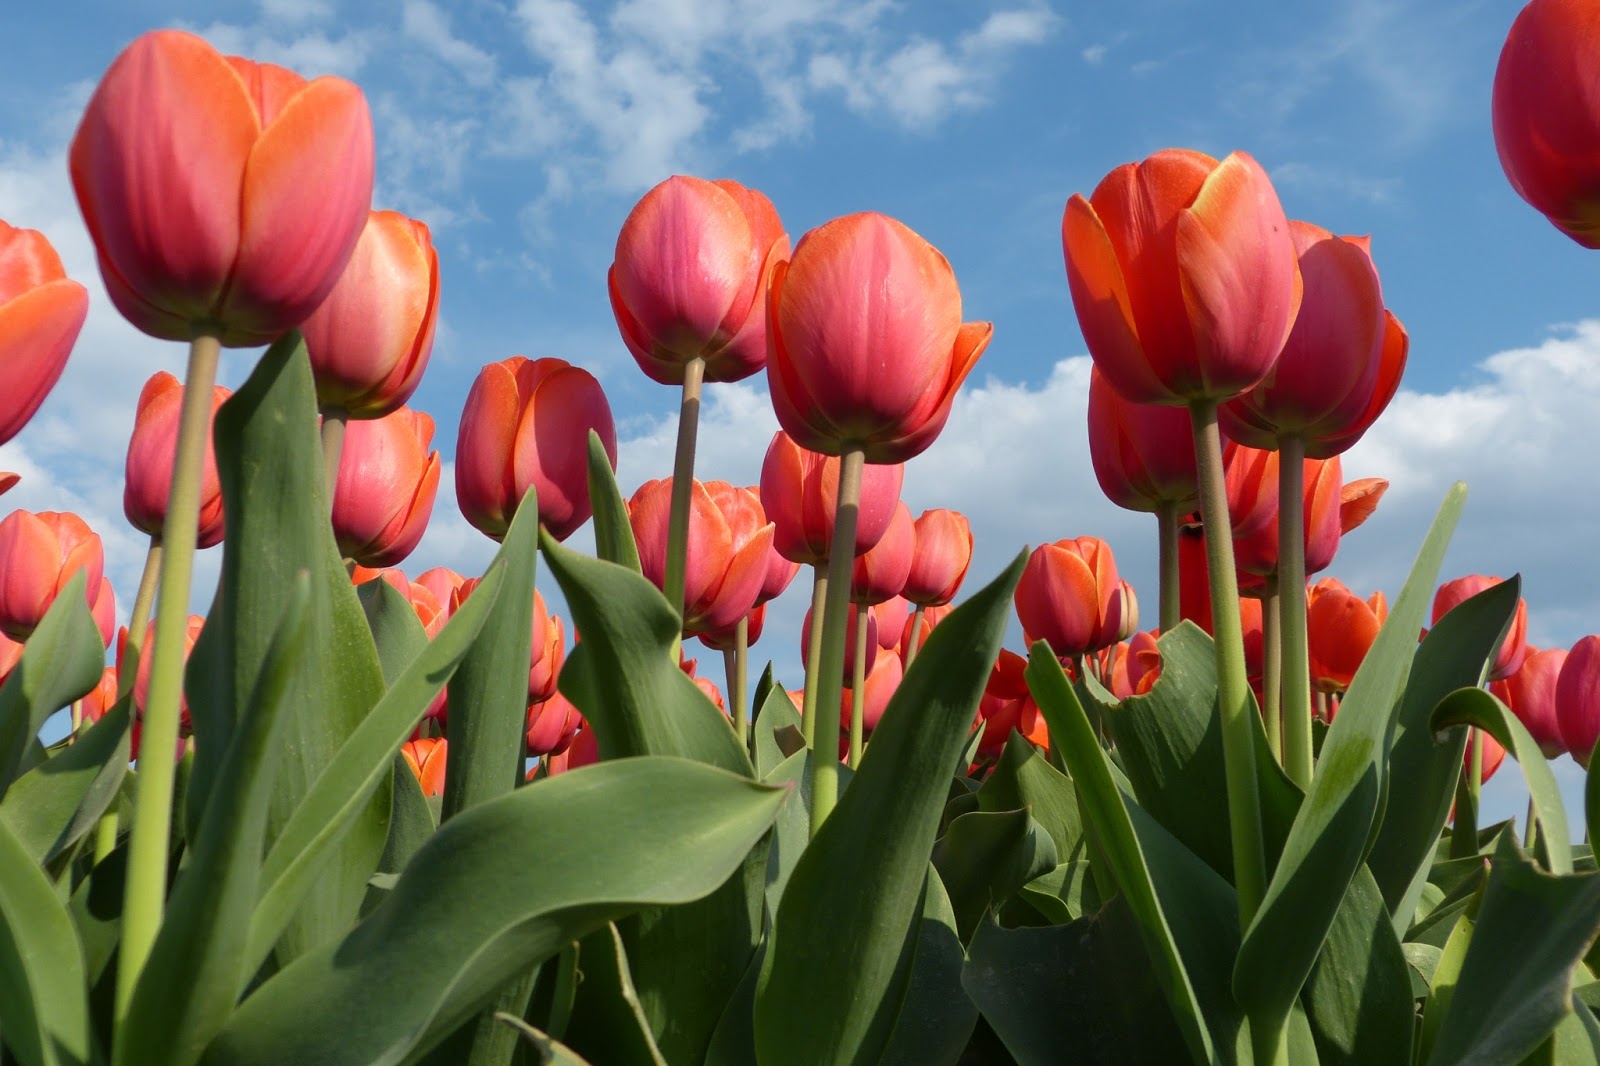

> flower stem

[
  {"left": 1189, "top": 399, "right": 1267, "bottom": 927},
  {"left": 115, "top": 329, "right": 221, "bottom": 1031},
  {"left": 1262, "top": 580, "right": 1282, "bottom": 764},
  {"left": 726, "top": 615, "right": 749, "bottom": 745},
  {"left": 848, "top": 605, "right": 869, "bottom": 768},
  {"left": 117, "top": 538, "right": 164, "bottom": 701},
  {"left": 319, "top": 406, "right": 347, "bottom": 516},
  {"left": 1277, "top": 436, "right": 1313, "bottom": 791},
  {"left": 801, "top": 568, "right": 827, "bottom": 749},
  {"left": 1157, "top": 502, "right": 1181, "bottom": 634},
  {"left": 905, "top": 605, "right": 926, "bottom": 668},
  {"left": 663, "top": 356, "right": 705, "bottom": 626},
  {"left": 810, "top": 447, "right": 864, "bottom": 836}
]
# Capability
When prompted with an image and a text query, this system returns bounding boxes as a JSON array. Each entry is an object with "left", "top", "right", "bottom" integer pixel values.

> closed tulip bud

[
  {"left": 850, "top": 501, "right": 914, "bottom": 605},
  {"left": 1491, "top": 646, "right": 1567, "bottom": 758},
  {"left": 802, "top": 601, "right": 876, "bottom": 684},
  {"left": 91, "top": 577, "right": 116, "bottom": 649},
  {"left": 0, "top": 221, "right": 88, "bottom": 444},
  {"left": 331, "top": 406, "right": 440, "bottom": 568},
  {"left": 0, "top": 511, "right": 104, "bottom": 641},
  {"left": 1493, "top": 0, "right": 1600, "bottom": 246},
  {"left": 124, "top": 371, "right": 230, "bottom": 547},
  {"left": 414, "top": 566, "right": 466, "bottom": 611},
  {"left": 1307, "top": 579, "right": 1387, "bottom": 694},
  {"left": 129, "top": 614, "right": 203, "bottom": 726},
  {"left": 872, "top": 596, "right": 912, "bottom": 652},
  {"left": 80, "top": 666, "right": 120, "bottom": 727},
  {"left": 401, "top": 736, "right": 448, "bottom": 796},
  {"left": 300, "top": 210, "right": 439, "bottom": 417},
  {"left": 609, "top": 176, "right": 789, "bottom": 384},
  {"left": 1558, "top": 636, "right": 1600, "bottom": 766},
  {"left": 1087, "top": 369, "right": 1199, "bottom": 512},
  {"left": 1432, "top": 575, "right": 1528, "bottom": 682},
  {"left": 456, "top": 356, "right": 617, "bottom": 542},
  {"left": 840, "top": 649, "right": 903, "bottom": 734},
  {"left": 527, "top": 688, "right": 581, "bottom": 758},
  {"left": 1064, "top": 149, "right": 1302, "bottom": 405},
  {"left": 903, "top": 509, "right": 973, "bottom": 606},
  {"left": 767, "top": 212, "right": 992, "bottom": 462},
  {"left": 70, "top": 30, "right": 374, "bottom": 346},
  {"left": 629, "top": 478, "right": 774, "bottom": 637},
  {"left": 759, "top": 431, "right": 904, "bottom": 564},
  {"left": 1015, "top": 536, "right": 1124, "bottom": 657}
]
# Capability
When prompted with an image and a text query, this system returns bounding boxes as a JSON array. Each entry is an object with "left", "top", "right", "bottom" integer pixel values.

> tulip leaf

[
  {"left": 187, "top": 333, "right": 389, "bottom": 962},
  {"left": 554, "top": 923, "right": 667, "bottom": 1066},
  {"left": 753, "top": 682, "right": 803, "bottom": 779},
  {"left": 0, "top": 696, "right": 130, "bottom": 868},
  {"left": 363, "top": 754, "right": 435, "bottom": 916},
  {"left": 0, "top": 814, "right": 93, "bottom": 1066},
  {"left": 0, "top": 572, "right": 102, "bottom": 799},
  {"left": 753, "top": 554, "right": 1023, "bottom": 1066},
  {"left": 976, "top": 729, "right": 1084, "bottom": 861},
  {"left": 1368, "top": 577, "right": 1522, "bottom": 927},
  {"left": 117, "top": 577, "right": 310, "bottom": 1066},
  {"left": 877, "top": 866, "right": 978, "bottom": 1066},
  {"left": 1233, "top": 483, "right": 1465, "bottom": 1031},
  {"left": 200, "top": 757, "right": 787, "bottom": 1066},
  {"left": 931, "top": 808, "right": 1057, "bottom": 944},
  {"left": 761, "top": 748, "right": 854, "bottom": 915},
  {"left": 1427, "top": 837, "right": 1600, "bottom": 1066},
  {"left": 1431, "top": 685, "right": 1571, "bottom": 874},
  {"left": 357, "top": 576, "right": 430, "bottom": 687},
  {"left": 585, "top": 429, "right": 640, "bottom": 573},
  {"left": 493, "top": 1015, "right": 595, "bottom": 1066},
  {"left": 1301, "top": 864, "right": 1414, "bottom": 1065}
]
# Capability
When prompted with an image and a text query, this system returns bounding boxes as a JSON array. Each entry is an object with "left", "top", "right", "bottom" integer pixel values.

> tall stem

[
  {"left": 663, "top": 357, "right": 706, "bottom": 626},
  {"left": 726, "top": 615, "right": 749, "bottom": 745},
  {"left": 905, "top": 605, "right": 926, "bottom": 668},
  {"left": 1156, "top": 502, "right": 1181, "bottom": 634},
  {"left": 1262, "top": 581, "right": 1282, "bottom": 764},
  {"left": 848, "top": 605, "right": 869, "bottom": 768},
  {"left": 319, "top": 406, "right": 347, "bottom": 516},
  {"left": 1189, "top": 399, "right": 1267, "bottom": 927},
  {"left": 116, "top": 330, "right": 221, "bottom": 1030},
  {"left": 1277, "top": 436, "right": 1313, "bottom": 790},
  {"left": 810, "top": 447, "right": 864, "bottom": 836},
  {"left": 801, "top": 568, "right": 827, "bottom": 749}
]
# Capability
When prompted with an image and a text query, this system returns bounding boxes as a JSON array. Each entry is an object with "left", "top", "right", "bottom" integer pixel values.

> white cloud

[
  {"left": 187, "top": 20, "right": 373, "bottom": 79},
  {"left": 1272, "top": 161, "right": 1402, "bottom": 208},
  {"left": 402, "top": 0, "right": 498, "bottom": 88}
]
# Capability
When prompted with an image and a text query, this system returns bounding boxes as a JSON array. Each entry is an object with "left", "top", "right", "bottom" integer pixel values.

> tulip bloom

[
  {"left": 1063, "top": 149, "right": 1302, "bottom": 406},
  {"left": 527, "top": 690, "right": 581, "bottom": 759},
  {"left": 401, "top": 736, "right": 448, "bottom": 796},
  {"left": 129, "top": 613, "right": 204, "bottom": 725},
  {"left": 1226, "top": 446, "right": 1386, "bottom": 577},
  {"left": 873, "top": 597, "right": 912, "bottom": 651},
  {"left": 903, "top": 509, "right": 973, "bottom": 606},
  {"left": 629, "top": 478, "right": 774, "bottom": 637},
  {"left": 759, "top": 431, "right": 904, "bottom": 564},
  {"left": 1492, "top": 646, "right": 1568, "bottom": 758},
  {"left": 1493, "top": 0, "right": 1600, "bottom": 246},
  {"left": 331, "top": 407, "right": 440, "bottom": 568},
  {"left": 1307, "top": 578, "right": 1387, "bottom": 694},
  {"left": 70, "top": 30, "right": 374, "bottom": 346},
  {"left": 1014, "top": 537, "right": 1125, "bottom": 658},
  {"left": 900, "top": 601, "right": 953, "bottom": 660},
  {"left": 0, "top": 220, "right": 88, "bottom": 444},
  {"left": 840, "top": 649, "right": 903, "bottom": 734},
  {"left": 1088, "top": 369, "right": 1200, "bottom": 513},
  {"left": 851, "top": 501, "right": 914, "bottom": 606},
  {"left": 125, "top": 371, "right": 230, "bottom": 548},
  {"left": 609, "top": 176, "right": 789, "bottom": 384},
  {"left": 415, "top": 566, "right": 466, "bottom": 611},
  {"left": 0, "top": 510, "right": 105, "bottom": 641},
  {"left": 1558, "top": 636, "right": 1600, "bottom": 766},
  {"left": 300, "top": 210, "right": 439, "bottom": 417},
  {"left": 767, "top": 212, "right": 992, "bottom": 462},
  {"left": 1108, "top": 630, "right": 1162, "bottom": 699},
  {"left": 802, "top": 601, "right": 877, "bottom": 684},
  {"left": 1432, "top": 576, "right": 1528, "bottom": 682}
]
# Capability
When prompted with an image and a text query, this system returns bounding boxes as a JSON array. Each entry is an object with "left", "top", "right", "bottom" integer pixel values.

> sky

[{"left": 1, "top": 0, "right": 1592, "bottom": 825}]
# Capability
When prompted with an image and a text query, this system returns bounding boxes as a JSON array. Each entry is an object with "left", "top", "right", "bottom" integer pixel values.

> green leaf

[
  {"left": 118, "top": 577, "right": 310, "bottom": 1066},
  {"left": 877, "top": 867, "right": 978, "bottom": 1066},
  {"left": 753, "top": 554, "right": 1023, "bottom": 1066},
  {"left": 1429, "top": 838, "right": 1600, "bottom": 1065},
  {"left": 0, "top": 572, "right": 102, "bottom": 798},
  {"left": 1233, "top": 483, "right": 1465, "bottom": 1030},
  {"left": 557, "top": 924, "right": 667, "bottom": 1066},
  {"left": 1301, "top": 865, "right": 1414, "bottom": 1065},
  {"left": 0, "top": 697, "right": 130, "bottom": 867},
  {"left": 760, "top": 749, "right": 852, "bottom": 916},
  {"left": 0, "top": 815, "right": 93, "bottom": 1066},
  {"left": 753, "top": 684, "right": 804, "bottom": 780},
  {"left": 364, "top": 756, "right": 436, "bottom": 916},
  {"left": 1431, "top": 686, "right": 1571, "bottom": 874},
  {"left": 585, "top": 429, "right": 640, "bottom": 573},
  {"left": 492, "top": 1013, "right": 595, "bottom": 1066},
  {"left": 1015, "top": 860, "right": 1100, "bottom": 923},
  {"left": 931, "top": 809, "right": 1057, "bottom": 943},
  {"left": 357, "top": 576, "right": 430, "bottom": 687},
  {"left": 1024, "top": 645, "right": 1216, "bottom": 1064},
  {"left": 201, "top": 757, "right": 786, "bottom": 1066},
  {"left": 187, "top": 333, "right": 389, "bottom": 962},
  {"left": 975, "top": 730, "right": 1084, "bottom": 861}
]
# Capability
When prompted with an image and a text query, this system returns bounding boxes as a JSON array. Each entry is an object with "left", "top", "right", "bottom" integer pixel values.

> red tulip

[
  {"left": 129, "top": 613, "right": 203, "bottom": 726},
  {"left": 873, "top": 596, "right": 912, "bottom": 651},
  {"left": 1063, "top": 149, "right": 1302, "bottom": 405},
  {"left": 801, "top": 601, "right": 877, "bottom": 684},
  {"left": 1493, "top": 0, "right": 1600, "bottom": 246},
  {"left": 70, "top": 30, "right": 373, "bottom": 346},
  {"left": 759, "top": 431, "right": 904, "bottom": 564},
  {"left": 1491, "top": 646, "right": 1567, "bottom": 758},
  {"left": 527, "top": 688, "right": 581, "bottom": 758},
  {"left": 300, "top": 209, "right": 438, "bottom": 417},
  {"left": 124, "top": 371, "right": 230, "bottom": 548},
  {"left": 1014, "top": 537, "right": 1125, "bottom": 657},
  {"left": 609, "top": 176, "right": 789, "bottom": 384},
  {"left": 456, "top": 356, "right": 617, "bottom": 542},
  {"left": 401, "top": 736, "right": 448, "bottom": 796},
  {"left": 1307, "top": 578, "right": 1387, "bottom": 694},
  {"left": 840, "top": 648, "right": 903, "bottom": 734},
  {"left": 1087, "top": 368, "right": 1199, "bottom": 512},
  {"left": 1108, "top": 630, "right": 1162, "bottom": 699},
  {"left": 903, "top": 509, "right": 973, "bottom": 606},
  {"left": 629, "top": 478, "right": 774, "bottom": 637},
  {"left": 1558, "top": 636, "right": 1600, "bottom": 766},
  {"left": 414, "top": 566, "right": 466, "bottom": 612},
  {"left": 544, "top": 722, "right": 598, "bottom": 776},
  {"left": 850, "top": 501, "right": 914, "bottom": 605},
  {"left": 91, "top": 577, "right": 116, "bottom": 649},
  {"left": 331, "top": 406, "right": 440, "bottom": 568},
  {"left": 1432, "top": 576, "right": 1528, "bottom": 682},
  {"left": 900, "top": 601, "right": 953, "bottom": 660},
  {"left": 767, "top": 212, "right": 992, "bottom": 462},
  {"left": 0, "top": 510, "right": 104, "bottom": 641},
  {"left": 0, "top": 220, "right": 88, "bottom": 444}
]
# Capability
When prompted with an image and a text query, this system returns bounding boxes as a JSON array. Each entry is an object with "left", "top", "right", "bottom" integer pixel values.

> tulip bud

[
  {"left": 1432, "top": 576, "right": 1528, "bottom": 682},
  {"left": 759, "top": 431, "right": 904, "bottom": 565},
  {"left": 1491, "top": 646, "right": 1567, "bottom": 759},
  {"left": 1014, "top": 537, "right": 1124, "bottom": 657},
  {"left": 331, "top": 406, "right": 440, "bottom": 568},
  {"left": 1307, "top": 579, "right": 1387, "bottom": 694},
  {"left": 0, "top": 510, "right": 104, "bottom": 641},
  {"left": 1558, "top": 636, "right": 1600, "bottom": 767},
  {"left": 850, "top": 501, "right": 914, "bottom": 606},
  {"left": 1108, "top": 631, "right": 1162, "bottom": 699},
  {"left": 0, "top": 220, "right": 88, "bottom": 444},
  {"left": 402, "top": 736, "right": 448, "bottom": 796},
  {"left": 1087, "top": 369, "right": 1199, "bottom": 512},
  {"left": 902, "top": 509, "right": 974, "bottom": 607},
  {"left": 527, "top": 689, "right": 581, "bottom": 758},
  {"left": 124, "top": 371, "right": 230, "bottom": 548}
]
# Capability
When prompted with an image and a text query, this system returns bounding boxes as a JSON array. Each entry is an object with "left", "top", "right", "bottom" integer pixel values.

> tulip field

[{"left": 5, "top": 4, "right": 1600, "bottom": 1065}]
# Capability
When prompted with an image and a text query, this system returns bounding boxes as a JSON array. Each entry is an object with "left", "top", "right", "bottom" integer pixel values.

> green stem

[
  {"left": 1251, "top": 1015, "right": 1290, "bottom": 1066},
  {"left": 662, "top": 356, "right": 705, "bottom": 627},
  {"left": 1277, "top": 436, "right": 1313, "bottom": 791},
  {"left": 801, "top": 568, "right": 827, "bottom": 749},
  {"left": 319, "top": 406, "right": 347, "bottom": 517},
  {"left": 726, "top": 615, "right": 749, "bottom": 745},
  {"left": 1156, "top": 502, "right": 1181, "bottom": 634},
  {"left": 1451, "top": 730, "right": 1484, "bottom": 859},
  {"left": 117, "top": 539, "right": 164, "bottom": 701},
  {"left": 115, "top": 329, "right": 221, "bottom": 1031},
  {"left": 93, "top": 807, "right": 119, "bottom": 864},
  {"left": 1525, "top": 794, "right": 1540, "bottom": 855},
  {"left": 848, "top": 605, "right": 868, "bottom": 768},
  {"left": 810, "top": 447, "right": 865, "bottom": 836},
  {"left": 905, "top": 605, "right": 926, "bottom": 669},
  {"left": 1189, "top": 399, "right": 1267, "bottom": 927},
  {"left": 1262, "top": 580, "right": 1282, "bottom": 765}
]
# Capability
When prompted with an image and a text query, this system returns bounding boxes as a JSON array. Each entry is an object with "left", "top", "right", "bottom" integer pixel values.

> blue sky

[{"left": 3, "top": 0, "right": 1594, "bottom": 822}]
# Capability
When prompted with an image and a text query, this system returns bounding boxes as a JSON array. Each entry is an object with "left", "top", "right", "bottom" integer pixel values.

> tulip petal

[
  {"left": 456, "top": 361, "right": 522, "bottom": 539},
  {"left": 865, "top": 320, "right": 993, "bottom": 463},
  {"left": 0, "top": 279, "right": 88, "bottom": 443}
]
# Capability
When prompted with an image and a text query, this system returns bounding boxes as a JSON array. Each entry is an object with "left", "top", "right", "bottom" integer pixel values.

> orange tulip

[
  {"left": 0, "top": 220, "right": 88, "bottom": 444},
  {"left": 1432, "top": 575, "right": 1528, "bottom": 682},
  {"left": 1108, "top": 630, "right": 1162, "bottom": 699},
  {"left": 902, "top": 509, "right": 973, "bottom": 607},
  {"left": 91, "top": 577, "right": 116, "bottom": 649},
  {"left": 629, "top": 478, "right": 774, "bottom": 637},
  {"left": 759, "top": 431, "right": 904, "bottom": 565},
  {"left": 79, "top": 666, "right": 120, "bottom": 727},
  {"left": 125, "top": 371, "right": 230, "bottom": 548},
  {"left": 1087, "top": 368, "right": 1199, "bottom": 513},
  {"left": 1014, "top": 537, "right": 1125, "bottom": 657},
  {"left": 331, "top": 406, "right": 440, "bottom": 568},
  {"left": 767, "top": 212, "right": 992, "bottom": 462},
  {"left": 0, "top": 510, "right": 104, "bottom": 641},
  {"left": 70, "top": 30, "right": 373, "bottom": 345},
  {"left": 850, "top": 501, "right": 914, "bottom": 606},
  {"left": 840, "top": 648, "right": 903, "bottom": 734},
  {"left": 1491, "top": 646, "right": 1567, "bottom": 758},
  {"left": 1307, "top": 578, "right": 1388, "bottom": 694},
  {"left": 401, "top": 736, "right": 448, "bottom": 796},
  {"left": 414, "top": 566, "right": 466, "bottom": 612},
  {"left": 300, "top": 209, "right": 439, "bottom": 417}
]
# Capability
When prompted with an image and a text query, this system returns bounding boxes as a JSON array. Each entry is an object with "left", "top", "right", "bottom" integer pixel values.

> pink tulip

[
  {"left": 850, "top": 501, "right": 915, "bottom": 606},
  {"left": 1432, "top": 576, "right": 1528, "bottom": 683},
  {"left": 331, "top": 407, "right": 440, "bottom": 568},
  {"left": 629, "top": 478, "right": 774, "bottom": 637},
  {"left": 124, "top": 371, "right": 230, "bottom": 548},
  {"left": 1558, "top": 636, "right": 1600, "bottom": 766},
  {"left": 0, "top": 220, "right": 88, "bottom": 444},
  {"left": 1087, "top": 368, "right": 1199, "bottom": 513},
  {"left": 0, "top": 511, "right": 104, "bottom": 641},
  {"left": 1014, "top": 537, "right": 1124, "bottom": 657},
  {"left": 902, "top": 509, "right": 974, "bottom": 607},
  {"left": 1491, "top": 646, "right": 1567, "bottom": 759},
  {"left": 759, "top": 431, "right": 904, "bottom": 565}
]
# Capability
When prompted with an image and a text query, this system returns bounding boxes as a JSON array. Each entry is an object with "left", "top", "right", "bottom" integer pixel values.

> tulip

[
  {"left": 902, "top": 509, "right": 973, "bottom": 607},
  {"left": 457, "top": 356, "right": 617, "bottom": 542},
  {"left": 1088, "top": 368, "right": 1200, "bottom": 513},
  {"left": 840, "top": 649, "right": 903, "bottom": 734},
  {"left": 1432, "top": 575, "right": 1528, "bottom": 682},
  {"left": 698, "top": 602, "right": 765, "bottom": 653},
  {"left": 401, "top": 736, "right": 448, "bottom": 797},
  {"left": 873, "top": 597, "right": 912, "bottom": 651},
  {"left": 1491, "top": 646, "right": 1568, "bottom": 759},
  {"left": 801, "top": 601, "right": 877, "bottom": 684},
  {"left": 1108, "top": 631, "right": 1162, "bottom": 700},
  {"left": 1493, "top": 0, "right": 1600, "bottom": 246},
  {"left": 415, "top": 566, "right": 466, "bottom": 611},
  {"left": 544, "top": 723, "right": 598, "bottom": 776},
  {"left": 609, "top": 176, "right": 789, "bottom": 385},
  {"left": 900, "top": 601, "right": 953, "bottom": 661},
  {"left": 78, "top": 666, "right": 120, "bottom": 728},
  {"left": 629, "top": 478, "right": 774, "bottom": 637},
  {"left": 527, "top": 688, "right": 581, "bottom": 759},
  {"left": 756, "top": 536, "right": 801, "bottom": 607},
  {"left": 359, "top": 567, "right": 448, "bottom": 638},
  {"left": 850, "top": 501, "right": 914, "bottom": 606},
  {"left": 449, "top": 581, "right": 566, "bottom": 711},
  {"left": 975, "top": 649, "right": 1031, "bottom": 758},
  {"left": 1307, "top": 579, "right": 1387, "bottom": 694},
  {"left": 1014, "top": 537, "right": 1125, "bottom": 659},
  {"left": 331, "top": 406, "right": 440, "bottom": 568},
  {"left": 70, "top": 30, "right": 373, "bottom": 346},
  {"left": 1473, "top": 729, "right": 1508, "bottom": 785},
  {"left": 128, "top": 614, "right": 204, "bottom": 728},
  {"left": 1558, "top": 636, "right": 1600, "bottom": 766},
  {"left": 0, "top": 510, "right": 104, "bottom": 641},
  {"left": 0, "top": 220, "right": 88, "bottom": 444},
  {"left": 91, "top": 577, "right": 116, "bottom": 649},
  {"left": 124, "top": 371, "right": 230, "bottom": 547},
  {"left": 759, "top": 431, "right": 904, "bottom": 565},
  {"left": 300, "top": 209, "right": 439, "bottom": 418}
]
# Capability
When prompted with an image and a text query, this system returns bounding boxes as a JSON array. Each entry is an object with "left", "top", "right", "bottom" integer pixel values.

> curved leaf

[
  {"left": 357, "top": 577, "right": 430, "bottom": 687},
  {"left": 877, "top": 867, "right": 977, "bottom": 1066},
  {"left": 0, "top": 572, "right": 102, "bottom": 798},
  {"left": 585, "top": 429, "right": 640, "bottom": 573},
  {"left": 1301, "top": 865, "right": 1414, "bottom": 1065},
  {"left": 975, "top": 730, "right": 1084, "bottom": 861},
  {"left": 932, "top": 808, "right": 1057, "bottom": 943},
  {"left": 0, "top": 816, "right": 92, "bottom": 1066},
  {"left": 0, "top": 697, "right": 130, "bottom": 867}
]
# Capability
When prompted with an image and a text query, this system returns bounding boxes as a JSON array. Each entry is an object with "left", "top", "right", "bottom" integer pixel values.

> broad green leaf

[
  {"left": 754, "top": 555, "right": 1023, "bottom": 1066},
  {"left": 1368, "top": 577, "right": 1522, "bottom": 925},
  {"left": 1431, "top": 686, "right": 1571, "bottom": 874},
  {"left": 362, "top": 756, "right": 435, "bottom": 917},
  {"left": 118, "top": 578, "right": 310, "bottom": 1066},
  {"left": 357, "top": 576, "right": 430, "bottom": 687},
  {"left": 1016, "top": 860, "right": 1100, "bottom": 923},
  {"left": 1025, "top": 645, "right": 1215, "bottom": 1064},
  {"left": 877, "top": 867, "right": 978, "bottom": 1066},
  {"left": 585, "top": 429, "right": 640, "bottom": 573},
  {"left": 1234, "top": 483, "right": 1465, "bottom": 1031},
  {"left": 753, "top": 683, "right": 803, "bottom": 780},
  {"left": 558, "top": 924, "right": 667, "bottom": 1066},
  {"left": 931, "top": 809, "right": 1057, "bottom": 943},
  {"left": 1429, "top": 837, "right": 1600, "bottom": 1065},
  {"left": 0, "top": 572, "right": 102, "bottom": 798},
  {"left": 976, "top": 730, "right": 1084, "bottom": 861},
  {"left": 1301, "top": 865, "right": 1414, "bottom": 1065},
  {"left": 1418, "top": 910, "right": 1475, "bottom": 1064},
  {"left": 760, "top": 749, "right": 851, "bottom": 915},
  {"left": 186, "top": 333, "right": 389, "bottom": 962},
  {"left": 0, "top": 816, "right": 92, "bottom": 1066},
  {"left": 201, "top": 757, "right": 786, "bottom": 1066},
  {"left": 703, "top": 940, "right": 765, "bottom": 1066},
  {"left": 0, "top": 698, "right": 130, "bottom": 867}
]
